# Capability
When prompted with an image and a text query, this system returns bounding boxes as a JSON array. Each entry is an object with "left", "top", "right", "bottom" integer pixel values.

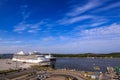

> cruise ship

[
  {"left": 12, "top": 51, "right": 56, "bottom": 66},
  {"left": 45, "top": 54, "right": 56, "bottom": 61}
]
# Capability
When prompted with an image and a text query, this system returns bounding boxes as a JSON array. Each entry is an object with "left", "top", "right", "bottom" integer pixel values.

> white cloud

[
  {"left": 73, "top": 18, "right": 108, "bottom": 30},
  {"left": 57, "top": 0, "right": 109, "bottom": 25},
  {"left": 0, "top": 37, "right": 120, "bottom": 54},
  {"left": 14, "top": 22, "right": 28, "bottom": 32},
  {"left": 0, "top": 40, "right": 22, "bottom": 44},
  {"left": 1, "top": 29, "right": 120, "bottom": 53},
  {"left": 13, "top": 19, "right": 53, "bottom": 33},
  {"left": 73, "top": 21, "right": 107, "bottom": 31},
  {"left": 94, "top": 2, "right": 120, "bottom": 12},
  {"left": 42, "top": 36, "right": 55, "bottom": 42},
  {"left": 81, "top": 23, "right": 120, "bottom": 39},
  {"left": 13, "top": 21, "right": 42, "bottom": 33},
  {"left": 59, "top": 36, "right": 69, "bottom": 41},
  {"left": 90, "top": 21, "right": 106, "bottom": 27},
  {"left": 27, "top": 29, "right": 41, "bottom": 33},
  {"left": 20, "top": 5, "right": 30, "bottom": 20},
  {"left": 62, "top": 39, "right": 120, "bottom": 53},
  {"left": 66, "top": 0, "right": 100, "bottom": 16},
  {"left": 59, "top": 15, "right": 94, "bottom": 25},
  {"left": 32, "top": 39, "right": 120, "bottom": 53}
]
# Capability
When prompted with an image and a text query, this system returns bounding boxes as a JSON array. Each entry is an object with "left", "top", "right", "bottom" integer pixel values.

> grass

[
  {"left": 0, "top": 68, "right": 21, "bottom": 74},
  {"left": 30, "top": 65, "right": 54, "bottom": 71}
]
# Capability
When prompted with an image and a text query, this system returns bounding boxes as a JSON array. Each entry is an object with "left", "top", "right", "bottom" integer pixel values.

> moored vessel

[
  {"left": 12, "top": 51, "right": 51, "bottom": 66},
  {"left": 45, "top": 53, "right": 56, "bottom": 61}
]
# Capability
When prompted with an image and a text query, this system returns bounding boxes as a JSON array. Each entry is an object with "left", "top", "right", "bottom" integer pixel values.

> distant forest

[{"left": 53, "top": 52, "right": 120, "bottom": 58}]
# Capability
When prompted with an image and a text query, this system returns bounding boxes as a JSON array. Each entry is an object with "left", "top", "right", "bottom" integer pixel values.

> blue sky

[{"left": 0, "top": 0, "right": 120, "bottom": 53}]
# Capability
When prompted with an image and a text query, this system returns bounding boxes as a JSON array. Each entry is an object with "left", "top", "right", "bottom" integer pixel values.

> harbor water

[{"left": 55, "top": 58, "right": 120, "bottom": 72}]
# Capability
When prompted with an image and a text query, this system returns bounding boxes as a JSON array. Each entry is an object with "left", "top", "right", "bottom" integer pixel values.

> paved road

[
  {"left": 0, "top": 69, "right": 87, "bottom": 80},
  {"left": 0, "top": 69, "right": 35, "bottom": 80}
]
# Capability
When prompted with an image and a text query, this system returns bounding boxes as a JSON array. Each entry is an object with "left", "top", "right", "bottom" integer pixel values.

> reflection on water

[{"left": 55, "top": 58, "right": 120, "bottom": 72}]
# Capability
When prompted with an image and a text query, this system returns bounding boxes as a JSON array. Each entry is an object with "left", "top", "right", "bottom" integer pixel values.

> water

[{"left": 55, "top": 58, "right": 120, "bottom": 72}]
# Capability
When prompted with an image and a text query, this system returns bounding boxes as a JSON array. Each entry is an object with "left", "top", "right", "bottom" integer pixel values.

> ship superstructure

[
  {"left": 45, "top": 54, "right": 56, "bottom": 61},
  {"left": 12, "top": 51, "right": 52, "bottom": 66}
]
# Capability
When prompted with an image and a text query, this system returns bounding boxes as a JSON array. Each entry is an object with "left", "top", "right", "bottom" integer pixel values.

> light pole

[{"left": 16, "top": 54, "right": 18, "bottom": 69}]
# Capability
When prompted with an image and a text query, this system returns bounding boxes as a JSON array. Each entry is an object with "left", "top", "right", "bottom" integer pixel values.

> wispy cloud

[
  {"left": 41, "top": 36, "right": 70, "bottom": 42},
  {"left": 14, "top": 22, "right": 28, "bottom": 32},
  {"left": 13, "top": 5, "right": 37, "bottom": 33},
  {"left": 94, "top": 1, "right": 120, "bottom": 12},
  {"left": 27, "top": 29, "right": 41, "bottom": 33},
  {"left": 1, "top": 39, "right": 120, "bottom": 53},
  {"left": 20, "top": 5, "right": 30, "bottom": 20},
  {"left": 13, "top": 17, "right": 55, "bottom": 33},
  {"left": 66, "top": 0, "right": 101, "bottom": 16},
  {"left": 59, "top": 15, "right": 94, "bottom": 25},
  {"left": 0, "top": 40, "right": 22, "bottom": 44},
  {"left": 35, "top": 23, "right": 120, "bottom": 53},
  {"left": 58, "top": 0, "right": 110, "bottom": 25},
  {"left": 81, "top": 23, "right": 120, "bottom": 39},
  {"left": 42, "top": 36, "right": 55, "bottom": 42},
  {"left": 90, "top": 21, "right": 106, "bottom": 27},
  {"left": 13, "top": 21, "right": 44, "bottom": 33}
]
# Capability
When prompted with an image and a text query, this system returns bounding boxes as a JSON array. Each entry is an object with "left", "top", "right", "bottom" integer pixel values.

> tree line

[{"left": 53, "top": 52, "right": 120, "bottom": 58}]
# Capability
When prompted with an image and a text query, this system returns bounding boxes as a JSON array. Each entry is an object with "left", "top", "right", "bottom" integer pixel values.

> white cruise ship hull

[{"left": 12, "top": 58, "right": 51, "bottom": 66}]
